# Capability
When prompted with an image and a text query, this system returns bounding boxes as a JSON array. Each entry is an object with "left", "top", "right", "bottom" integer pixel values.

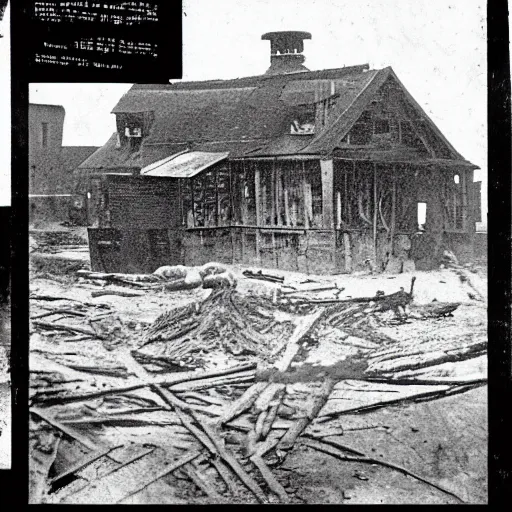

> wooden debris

[
  {"left": 274, "top": 309, "right": 325, "bottom": 372},
  {"left": 254, "top": 383, "right": 286, "bottom": 413},
  {"left": 50, "top": 444, "right": 124, "bottom": 488},
  {"left": 154, "top": 385, "right": 269, "bottom": 504},
  {"left": 278, "top": 378, "right": 336, "bottom": 451},
  {"left": 91, "top": 290, "right": 144, "bottom": 298},
  {"left": 30, "top": 407, "right": 105, "bottom": 452},
  {"left": 250, "top": 453, "right": 291, "bottom": 503},
  {"left": 182, "top": 463, "right": 228, "bottom": 503},
  {"left": 32, "top": 320, "right": 99, "bottom": 338},
  {"left": 242, "top": 269, "right": 284, "bottom": 283},
  {"left": 29, "top": 427, "right": 61, "bottom": 503},
  {"left": 32, "top": 309, "right": 88, "bottom": 320},
  {"left": 217, "top": 382, "right": 269, "bottom": 426},
  {"left": 38, "top": 362, "right": 256, "bottom": 405}
]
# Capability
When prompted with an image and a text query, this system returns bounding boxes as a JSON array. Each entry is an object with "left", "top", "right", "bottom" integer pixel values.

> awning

[{"left": 140, "top": 151, "right": 229, "bottom": 178}]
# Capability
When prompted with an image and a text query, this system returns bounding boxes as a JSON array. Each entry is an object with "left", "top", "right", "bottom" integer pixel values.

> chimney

[{"left": 261, "top": 31, "right": 312, "bottom": 75}]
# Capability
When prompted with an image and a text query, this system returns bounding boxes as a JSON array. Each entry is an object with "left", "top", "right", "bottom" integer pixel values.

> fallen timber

[{"left": 29, "top": 276, "right": 487, "bottom": 504}]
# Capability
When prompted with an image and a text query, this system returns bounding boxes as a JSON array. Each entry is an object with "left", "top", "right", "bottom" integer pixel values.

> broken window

[{"left": 444, "top": 170, "right": 468, "bottom": 231}]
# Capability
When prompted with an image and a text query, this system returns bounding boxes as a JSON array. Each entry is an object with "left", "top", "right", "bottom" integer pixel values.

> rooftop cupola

[{"left": 261, "top": 31, "right": 311, "bottom": 75}]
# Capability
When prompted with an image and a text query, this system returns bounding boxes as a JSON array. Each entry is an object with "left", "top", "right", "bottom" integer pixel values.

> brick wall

[{"left": 107, "top": 175, "right": 180, "bottom": 230}]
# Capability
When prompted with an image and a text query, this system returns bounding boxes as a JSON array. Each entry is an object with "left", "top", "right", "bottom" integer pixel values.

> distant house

[
  {"left": 29, "top": 103, "right": 98, "bottom": 225},
  {"left": 78, "top": 31, "right": 482, "bottom": 274}
]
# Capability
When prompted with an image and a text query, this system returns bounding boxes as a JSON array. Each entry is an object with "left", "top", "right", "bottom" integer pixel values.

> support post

[
  {"left": 271, "top": 159, "right": 276, "bottom": 226},
  {"left": 373, "top": 163, "right": 378, "bottom": 268},
  {"left": 391, "top": 165, "right": 397, "bottom": 253},
  {"left": 254, "top": 165, "right": 262, "bottom": 263},
  {"left": 320, "top": 159, "right": 334, "bottom": 229},
  {"left": 302, "top": 161, "right": 310, "bottom": 229}
]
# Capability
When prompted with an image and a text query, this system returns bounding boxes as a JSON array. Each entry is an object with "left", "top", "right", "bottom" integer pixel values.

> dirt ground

[{"left": 28, "top": 239, "right": 487, "bottom": 504}]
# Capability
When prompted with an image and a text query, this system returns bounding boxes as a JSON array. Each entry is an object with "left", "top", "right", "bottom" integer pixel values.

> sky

[
  {"left": 29, "top": 0, "right": 487, "bottom": 222},
  {"left": 0, "top": 1, "right": 10, "bottom": 206}
]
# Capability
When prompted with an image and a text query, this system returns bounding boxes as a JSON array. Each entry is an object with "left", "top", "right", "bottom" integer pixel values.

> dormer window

[
  {"left": 125, "top": 126, "right": 142, "bottom": 138},
  {"left": 116, "top": 111, "right": 154, "bottom": 150},
  {"left": 290, "top": 108, "right": 315, "bottom": 135},
  {"left": 291, "top": 119, "right": 315, "bottom": 135}
]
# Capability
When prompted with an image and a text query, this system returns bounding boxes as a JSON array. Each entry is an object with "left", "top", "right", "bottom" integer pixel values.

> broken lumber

[
  {"left": 274, "top": 309, "right": 325, "bottom": 372},
  {"left": 39, "top": 362, "right": 256, "bottom": 405},
  {"left": 31, "top": 320, "right": 100, "bottom": 338},
  {"left": 254, "top": 383, "right": 286, "bottom": 413},
  {"left": 32, "top": 309, "right": 87, "bottom": 320},
  {"left": 188, "top": 409, "right": 269, "bottom": 504},
  {"left": 242, "top": 270, "right": 284, "bottom": 283},
  {"left": 249, "top": 454, "right": 291, "bottom": 503},
  {"left": 50, "top": 444, "right": 124, "bottom": 488},
  {"left": 153, "top": 384, "right": 269, "bottom": 504},
  {"left": 182, "top": 463, "right": 228, "bottom": 503},
  {"left": 278, "top": 378, "right": 336, "bottom": 451},
  {"left": 91, "top": 290, "right": 144, "bottom": 298},
  {"left": 260, "top": 393, "right": 283, "bottom": 439},
  {"left": 217, "top": 382, "right": 269, "bottom": 426},
  {"left": 30, "top": 407, "right": 105, "bottom": 452}
]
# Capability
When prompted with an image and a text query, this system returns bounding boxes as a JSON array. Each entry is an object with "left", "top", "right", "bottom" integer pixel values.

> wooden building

[{"left": 79, "top": 31, "right": 481, "bottom": 274}]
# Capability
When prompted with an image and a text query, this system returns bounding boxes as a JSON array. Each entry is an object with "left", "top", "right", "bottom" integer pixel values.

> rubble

[{"left": 29, "top": 260, "right": 487, "bottom": 504}]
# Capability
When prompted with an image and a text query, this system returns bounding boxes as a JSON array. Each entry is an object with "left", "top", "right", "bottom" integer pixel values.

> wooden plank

[
  {"left": 373, "top": 163, "right": 378, "bottom": 266},
  {"left": 302, "top": 161, "right": 310, "bottom": 229},
  {"left": 271, "top": 160, "right": 276, "bottom": 226},
  {"left": 391, "top": 167, "right": 396, "bottom": 246},
  {"left": 284, "top": 189, "right": 291, "bottom": 226},
  {"left": 30, "top": 407, "right": 104, "bottom": 452},
  {"left": 320, "top": 159, "right": 334, "bottom": 229},
  {"left": 343, "top": 232, "right": 352, "bottom": 273},
  {"left": 254, "top": 167, "right": 262, "bottom": 262}
]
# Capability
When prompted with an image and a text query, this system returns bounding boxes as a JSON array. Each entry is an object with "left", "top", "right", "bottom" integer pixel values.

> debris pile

[
  {"left": 29, "top": 266, "right": 487, "bottom": 504},
  {"left": 137, "top": 289, "right": 295, "bottom": 369}
]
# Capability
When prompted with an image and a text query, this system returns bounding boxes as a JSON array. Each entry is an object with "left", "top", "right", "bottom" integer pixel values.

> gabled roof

[{"left": 81, "top": 63, "right": 476, "bottom": 170}]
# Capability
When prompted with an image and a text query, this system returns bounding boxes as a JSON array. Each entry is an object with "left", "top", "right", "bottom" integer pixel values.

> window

[
  {"left": 445, "top": 171, "right": 468, "bottom": 231},
  {"left": 41, "top": 122, "right": 48, "bottom": 148},
  {"left": 417, "top": 202, "right": 427, "bottom": 230}
]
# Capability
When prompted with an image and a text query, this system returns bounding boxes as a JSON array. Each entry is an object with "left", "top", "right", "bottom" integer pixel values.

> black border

[
  {"left": 24, "top": 1, "right": 183, "bottom": 83},
  {"left": 487, "top": 0, "right": 512, "bottom": 505}
]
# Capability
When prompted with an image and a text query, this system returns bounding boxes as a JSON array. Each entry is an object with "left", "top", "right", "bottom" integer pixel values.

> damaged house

[{"left": 76, "top": 31, "right": 481, "bottom": 274}]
